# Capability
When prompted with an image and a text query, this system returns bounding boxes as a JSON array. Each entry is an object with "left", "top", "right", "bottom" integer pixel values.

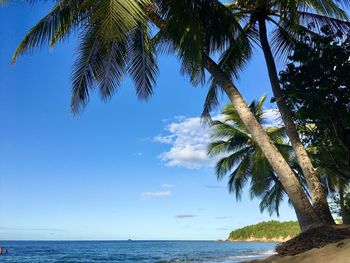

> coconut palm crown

[
  {"left": 11, "top": 0, "right": 160, "bottom": 113},
  {"left": 208, "top": 96, "right": 307, "bottom": 216},
  {"left": 203, "top": 0, "right": 350, "bottom": 116}
]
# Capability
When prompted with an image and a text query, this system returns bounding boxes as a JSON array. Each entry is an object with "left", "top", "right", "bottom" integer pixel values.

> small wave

[
  {"left": 156, "top": 258, "right": 198, "bottom": 263},
  {"left": 227, "top": 249, "right": 276, "bottom": 261},
  {"left": 155, "top": 250, "right": 276, "bottom": 263},
  {"left": 259, "top": 249, "right": 275, "bottom": 256}
]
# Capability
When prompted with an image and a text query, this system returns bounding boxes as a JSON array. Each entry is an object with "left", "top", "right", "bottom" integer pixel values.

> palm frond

[
  {"left": 70, "top": 27, "right": 101, "bottom": 113},
  {"left": 210, "top": 120, "right": 250, "bottom": 141},
  {"left": 96, "top": 38, "right": 128, "bottom": 101},
  {"left": 269, "top": 18, "right": 301, "bottom": 64},
  {"left": 215, "top": 147, "right": 253, "bottom": 179},
  {"left": 267, "top": 127, "right": 287, "bottom": 143},
  {"left": 259, "top": 182, "right": 286, "bottom": 216},
  {"left": 218, "top": 29, "right": 253, "bottom": 79},
  {"left": 152, "top": 30, "right": 177, "bottom": 55},
  {"left": 250, "top": 150, "right": 275, "bottom": 197},
  {"left": 128, "top": 24, "right": 158, "bottom": 99},
  {"left": 298, "top": 11, "right": 350, "bottom": 33},
  {"left": 155, "top": 0, "right": 245, "bottom": 86},
  {"left": 304, "top": 0, "right": 349, "bottom": 20},
  {"left": 201, "top": 78, "right": 224, "bottom": 122},
  {"left": 250, "top": 95, "right": 267, "bottom": 123},
  {"left": 12, "top": 0, "right": 86, "bottom": 62},
  {"left": 227, "top": 155, "right": 251, "bottom": 200},
  {"left": 208, "top": 135, "right": 251, "bottom": 156}
]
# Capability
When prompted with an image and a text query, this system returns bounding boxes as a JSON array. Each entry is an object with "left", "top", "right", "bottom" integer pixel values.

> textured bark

[
  {"left": 258, "top": 18, "right": 335, "bottom": 224},
  {"left": 144, "top": 6, "right": 323, "bottom": 231},
  {"left": 204, "top": 57, "right": 322, "bottom": 231}
]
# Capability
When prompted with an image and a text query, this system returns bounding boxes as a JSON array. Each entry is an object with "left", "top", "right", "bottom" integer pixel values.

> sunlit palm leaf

[
  {"left": 259, "top": 182, "right": 286, "bottom": 216},
  {"left": 215, "top": 147, "right": 253, "bottom": 179},
  {"left": 228, "top": 155, "right": 252, "bottom": 200},
  {"left": 12, "top": 0, "right": 86, "bottom": 62},
  {"left": 128, "top": 24, "right": 158, "bottom": 99},
  {"left": 209, "top": 96, "right": 306, "bottom": 215},
  {"left": 71, "top": 27, "right": 101, "bottom": 112}
]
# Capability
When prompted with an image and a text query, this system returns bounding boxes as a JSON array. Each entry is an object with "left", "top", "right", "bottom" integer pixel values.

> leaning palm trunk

[
  {"left": 204, "top": 57, "right": 322, "bottom": 231},
  {"left": 257, "top": 18, "right": 335, "bottom": 224},
  {"left": 145, "top": 6, "right": 322, "bottom": 231}
]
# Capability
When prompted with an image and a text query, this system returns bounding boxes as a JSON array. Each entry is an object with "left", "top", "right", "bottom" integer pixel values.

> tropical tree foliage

[
  {"left": 208, "top": 96, "right": 307, "bottom": 216},
  {"left": 228, "top": 221, "right": 300, "bottom": 240},
  {"left": 203, "top": 0, "right": 350, "bottom": 116},
  {"left": 329, "top": 184, "right": 350, "bottom": 224},
  {"left": 279, "top": 25, "right": 350, "bottom": 223},
  {"left": 280, "top": 26, "right": 350, "bottom": 179},
  {"left": 203, "top": 0, "right": 350, "bottom": 224}
]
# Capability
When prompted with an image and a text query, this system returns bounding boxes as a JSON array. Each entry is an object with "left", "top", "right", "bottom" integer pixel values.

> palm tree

[
  {"left": 135, "top": 0, "right": 322, "bottom": 231},
  {"left": 203, "top": 0, "right": 350, "bottom": 224},
  {"left": 12, "top": 0, "right": 158, "bottom": 112},
  {"left": 309, "top": 142, "right": 350, "bottom": 224},
  {"left": 12, "top": 0, "right": 322, "bottom": 231},
  {"left": 209, "top": 96, "right": 307, "bottom": 216}
]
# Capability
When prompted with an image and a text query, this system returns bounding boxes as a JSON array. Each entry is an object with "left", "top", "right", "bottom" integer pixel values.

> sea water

[{"left": 0, "top": 240, "right": 276, "bottom": 262}]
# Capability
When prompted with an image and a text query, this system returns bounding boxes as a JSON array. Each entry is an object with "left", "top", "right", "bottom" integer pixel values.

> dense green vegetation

[
  {"left": 228, "top": 221, "right": 300, "bottom": 240},
  {"left": 280, "top": 26, "right": 350, "bottom": 224}
]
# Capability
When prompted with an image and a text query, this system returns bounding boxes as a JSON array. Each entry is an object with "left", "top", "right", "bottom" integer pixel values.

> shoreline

[
  {"left": 226, "top": 236, "right": 291, "bottom": 243},
  {"left": 240, "top": 238, "right": 350, "bottom": 263}
]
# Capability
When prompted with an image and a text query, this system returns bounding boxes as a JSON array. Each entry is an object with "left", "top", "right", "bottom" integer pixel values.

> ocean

[{"left": 0, "top": 240, "right": 276, "bottom": 262}]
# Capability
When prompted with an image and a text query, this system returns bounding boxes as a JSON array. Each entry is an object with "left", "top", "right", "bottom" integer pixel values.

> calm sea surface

[{"left": 0, "top": 241, "right": 276, "bottom": 263}]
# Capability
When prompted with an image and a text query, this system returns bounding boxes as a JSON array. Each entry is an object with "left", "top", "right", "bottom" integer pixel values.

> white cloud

[
  {"left": 162, "top": 184, "right": 175, "bottom": 189},
  {"left": 263, "top": 108, "right": 282, "bottom": 127},
  {"left": 154, "top": 135, "right": 175, "bottom": 144},
  {"left": 175, "top": 214, "right": 195, "bottom": 219},
  {"left": 140, "top": 190, "right": 172, "bottom": 200},
  {"left": 154, "top": 116, "right": 222, "bottom": 169},
  {"left": 154, "top": 108, "right": 281, "bottom": 170}
]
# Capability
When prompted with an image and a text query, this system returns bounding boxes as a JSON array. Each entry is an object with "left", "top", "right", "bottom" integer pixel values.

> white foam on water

[{"left": 223, "top": 249, "right": 276, "bottom": 262}]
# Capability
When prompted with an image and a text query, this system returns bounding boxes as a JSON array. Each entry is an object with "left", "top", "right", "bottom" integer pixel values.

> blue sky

[{"left": 0, "top": 2, "right": 296, "bottom": 240}]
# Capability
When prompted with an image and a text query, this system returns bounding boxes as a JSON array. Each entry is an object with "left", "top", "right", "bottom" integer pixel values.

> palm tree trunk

[
  {"left": 144, "top": 7, "right": 323, "bottom": 231},
  {"left": 204, "top": 57, "right": 322, "bottom": 231},
  {"left": 339, "top": 182, "right": 350, "bottom": 224},
  {"left": 257, "top": 18, "right": 335, "bottom": 224}
]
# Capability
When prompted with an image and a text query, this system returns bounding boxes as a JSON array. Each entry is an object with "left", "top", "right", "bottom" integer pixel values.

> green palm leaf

[
  {"left": 209, "top": 96, "right": 305, "bottom": 215},
  {"left": 12, "top": 0, "right": 86, "bottom": 62},
  {"left": 227, "top": 155, "right": 252, "bottom": 200},
  {"left": 71, "top": 27, "right": 102, "bottom": 112},
  {"left": 215, "top": 147, "right": 253, "bottom": 180},
  {"left": 128, "top": 24, "right": 158, "bottom": 99}
]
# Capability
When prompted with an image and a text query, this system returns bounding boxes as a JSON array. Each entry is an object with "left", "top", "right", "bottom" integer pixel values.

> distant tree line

[{"left": 228, "top": 221, "right": 300, "bottom": 240}]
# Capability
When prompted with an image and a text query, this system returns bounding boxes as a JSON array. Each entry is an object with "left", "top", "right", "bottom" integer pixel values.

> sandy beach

[{"left": 242, "top": 238, "right": 350, "bottom": 263}]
